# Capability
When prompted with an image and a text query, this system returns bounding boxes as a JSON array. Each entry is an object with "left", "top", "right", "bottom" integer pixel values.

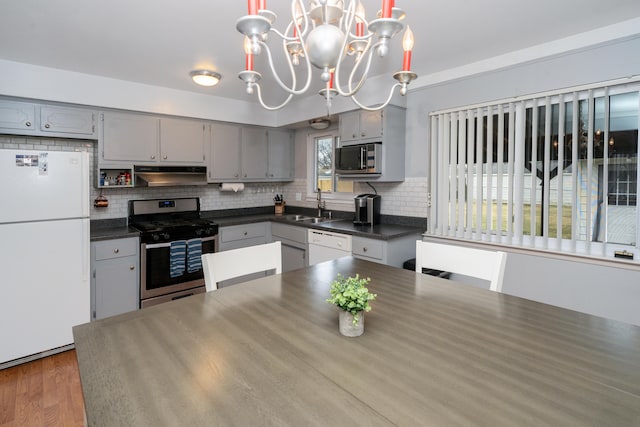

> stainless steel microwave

[{"left": 335, "top": 143, "right": 382, "bottom": 175}]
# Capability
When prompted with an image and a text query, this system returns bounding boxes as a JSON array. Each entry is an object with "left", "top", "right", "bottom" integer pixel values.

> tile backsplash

[{"left": 1, "top": 136, "right": 427, "bottom": 220}]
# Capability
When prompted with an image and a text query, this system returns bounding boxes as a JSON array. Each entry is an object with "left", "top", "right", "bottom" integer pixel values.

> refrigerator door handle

[
  {"left": 81, "top": 152, "right": 90, "bottom": 218},
  {"left": 82, "top": 218, "right": 90, "bottom": 282}
]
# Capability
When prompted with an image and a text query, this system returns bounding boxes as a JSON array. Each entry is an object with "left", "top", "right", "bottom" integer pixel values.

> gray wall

[{"left": 408, "top": 36, "right": 640, "bottom": 326}]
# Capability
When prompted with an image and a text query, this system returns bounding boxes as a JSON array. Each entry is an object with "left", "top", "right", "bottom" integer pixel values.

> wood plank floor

[{"left": 0, "top": 350, "right": 84, "bottom": 427}]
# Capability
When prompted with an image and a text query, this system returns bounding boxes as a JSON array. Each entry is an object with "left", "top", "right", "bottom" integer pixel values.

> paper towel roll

[{"left": 219, "top": 183, "right": 245, "bottom": 192}]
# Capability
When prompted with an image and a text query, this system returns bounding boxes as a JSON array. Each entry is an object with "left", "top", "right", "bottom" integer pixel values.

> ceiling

[{"left": 1, "top": 0, "right": 640, "bottom": 108}]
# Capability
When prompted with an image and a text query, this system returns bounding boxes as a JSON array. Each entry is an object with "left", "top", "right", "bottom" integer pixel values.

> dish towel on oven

[
  {"left": 187, "top": 238, "right": 203, "bottom": 273},
  {"left": 169, "top": 240, "right": 187, "bottom": 278}
]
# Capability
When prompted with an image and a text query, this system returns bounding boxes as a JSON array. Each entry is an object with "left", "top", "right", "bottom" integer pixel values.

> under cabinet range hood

[{"left": 134, "top": 165, "right": 208, "bottom": 187}]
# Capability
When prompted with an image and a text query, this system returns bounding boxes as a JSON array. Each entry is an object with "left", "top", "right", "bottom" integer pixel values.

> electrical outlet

[{"left": 295, "top": 192, "right": 302, "bottom": 201}]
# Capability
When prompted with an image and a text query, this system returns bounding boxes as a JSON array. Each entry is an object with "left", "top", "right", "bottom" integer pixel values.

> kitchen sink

[
  {"left": 299, "top": 216, "right": 339, "bottom": 224},
  {"left": 281, "top": 214, "right": 338, "bottom": 224},
  {"left": 282, "top": 214, "right": 311, "bottom": 221}
]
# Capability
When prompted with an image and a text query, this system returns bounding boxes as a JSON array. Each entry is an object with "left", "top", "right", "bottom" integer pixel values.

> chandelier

[{"left": 236, "top": 0, "right": 417, "bottom": 111}]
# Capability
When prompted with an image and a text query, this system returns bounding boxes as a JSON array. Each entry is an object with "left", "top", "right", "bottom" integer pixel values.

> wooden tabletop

[{"left": 73, "top": 257, "right": 640, "bottom": 426}]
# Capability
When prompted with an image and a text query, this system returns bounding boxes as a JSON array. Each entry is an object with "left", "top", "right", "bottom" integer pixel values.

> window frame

[
  {"left": 306, "top": 130, "right": 355, "bottom": 204},
  {"left": 427, "top": 78, "right": 640, "bottom": 261}
]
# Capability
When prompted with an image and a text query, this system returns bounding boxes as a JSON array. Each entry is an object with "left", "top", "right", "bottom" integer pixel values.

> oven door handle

[{"left": 144, "top": 235, "right": 217, "bottom": 249}]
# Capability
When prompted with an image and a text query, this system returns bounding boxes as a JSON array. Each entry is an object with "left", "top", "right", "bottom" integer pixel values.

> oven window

[{"left": 144, "top": 239, "right": 216, "bottom": 290}]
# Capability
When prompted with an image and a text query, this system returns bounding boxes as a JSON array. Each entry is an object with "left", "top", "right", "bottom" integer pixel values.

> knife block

[{"left": 275, "top": 202, "right": 285, "bottom": 215}]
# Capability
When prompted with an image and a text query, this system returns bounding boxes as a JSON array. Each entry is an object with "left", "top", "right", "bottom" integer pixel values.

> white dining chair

[
  {"left": 201, "top": 241, "right": 282, "bottom": 291},
  {"left": 415, "top": 241, "right": 507, "bottom": 292}
]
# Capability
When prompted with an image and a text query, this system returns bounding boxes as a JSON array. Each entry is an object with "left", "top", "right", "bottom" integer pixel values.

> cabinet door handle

[
  {"left": 361, "top": 132, "right": 365, "bottom": 137},
  {"left": 363, "top": 247, "right": 368, "bottom": 252},
  {"left": 352, "top": 133, "right": 356, "bottom": 138},
  {"left": 163, "top": 155, "right": 168, "bottom": 160},
  {"left": 243, "top": 173, "right": 247, "bottom": 177},
  {"left": 114, "top": 248, "right": 119, "bottom": 254},
  {"left": 25, "top": 121, "right": 32, "bottom": 127},
  {"left": 130, "top": 265, "right": 135, "bottom": 270},
  {"left": 44, "top": 123, "right": 51, "bottom": 129},
  {"left": 243, "top": 231, "right": 248, "bottom": 236},
  {"left": 151, "top": 155, "right": 156, "bottom": 160}
]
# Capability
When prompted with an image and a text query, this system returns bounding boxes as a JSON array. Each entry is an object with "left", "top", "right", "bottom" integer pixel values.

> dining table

[{"left": 73, "top": 256, "right": 640, "bottom": 426}]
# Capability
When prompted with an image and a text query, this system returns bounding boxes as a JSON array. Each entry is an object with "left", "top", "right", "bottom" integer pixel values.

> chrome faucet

[{"left": 317, "top": 188, "right": 326, "bottom": 217}]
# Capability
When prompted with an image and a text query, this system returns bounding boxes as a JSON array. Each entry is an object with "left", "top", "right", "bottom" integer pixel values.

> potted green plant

[{"left": 326, "top": 274, "right": 377, "bottom": 337}]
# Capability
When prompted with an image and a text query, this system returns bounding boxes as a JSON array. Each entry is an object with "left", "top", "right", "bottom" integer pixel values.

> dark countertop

[
  {"left": 90, "top": 209, "right": 425, "bottom": 242},
  {"left": 90, "top": 219, "right": 140, "bottom": 242},
  {"left": 214, "top": 214, "right": 423, "bottom": 240}
]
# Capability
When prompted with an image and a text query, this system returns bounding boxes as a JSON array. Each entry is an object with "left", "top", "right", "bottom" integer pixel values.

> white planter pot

[{"left": 339, "top": 310, "right": 364, "bottom": 337}]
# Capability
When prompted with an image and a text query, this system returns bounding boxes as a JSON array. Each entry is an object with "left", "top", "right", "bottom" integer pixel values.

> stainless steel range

[{"left": 128, "top": 198, "right": 218, "bottom": 308}]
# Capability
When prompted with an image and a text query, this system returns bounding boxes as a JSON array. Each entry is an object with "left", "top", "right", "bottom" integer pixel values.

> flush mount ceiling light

[
  {"left": 309, "top": 118, "right": 331, "bottom": 129},
  {"left": 237, "top": 0, "right": 417, "bottom": 112},
  {"left": 190, "top": 70, "right": 222, "bottom": 87}
]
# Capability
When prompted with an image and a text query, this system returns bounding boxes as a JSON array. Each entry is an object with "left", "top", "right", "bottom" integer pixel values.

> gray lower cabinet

[
  {"left": 91, "top": 237, "right": 139, "bottom": 320},
  {"left": 352, "top": 234, "right": 421, "bottom": 268},
  {"left": 218, "top": 222, "right": 271, "bottom": 287},
  {"left": 271, "top": 222, "right": 307, "bottom": 272}
]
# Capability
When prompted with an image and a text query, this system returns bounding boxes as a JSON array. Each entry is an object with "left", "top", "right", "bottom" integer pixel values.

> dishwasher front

[{"left": 308, "top": 229, "right": 352, "bottom": 265}]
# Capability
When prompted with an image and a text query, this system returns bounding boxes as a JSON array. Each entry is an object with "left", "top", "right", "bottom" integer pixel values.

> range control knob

[
  {"left": 195, "top": 228, "right": 203, "bottom": 236},
  {"left": 152, "top": 233, "right": 160, "bottom": 241},
  {"left": 161, "top": 232, "right": 170, "bottom": 241}
]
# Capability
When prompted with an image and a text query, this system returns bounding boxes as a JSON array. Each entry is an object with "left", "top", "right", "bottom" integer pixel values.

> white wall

[
  {"left": 0, "top": 59, "right": 275, "bottom": 127},
  {"left": 410, "top": 36, "right": 640, "bottom": 326}
]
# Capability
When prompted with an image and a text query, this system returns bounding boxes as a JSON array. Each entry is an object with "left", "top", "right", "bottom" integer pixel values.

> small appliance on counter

[{"left": 354, "top": 194, "right": 381, "bottom": 226}]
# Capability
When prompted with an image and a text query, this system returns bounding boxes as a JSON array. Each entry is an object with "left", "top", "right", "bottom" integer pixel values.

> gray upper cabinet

[
  {"left": 101, "top": 112, "right": 159, "bottom": 162},
  {"left": 0, "top": 100, "right": 36, "bottom": 131},
  {"left": 210, "top": 125, "right": 287, "bottom": 182},
  {"left": 0, "top": 99, "right": 96, "bottom": 138},
  {"left": 101, "top": 112, "right": 206, "bottom": 165},
  {"left": 241, "top": 127, "right": 268, "bottom": 179},
  {"left": 209, "top": 123, "right": 242, "bottom": 181},
  {"left": 338, "top": 105, "right": 406, "bottom": 182},
  {"left": 40, "top": 106, "right": 95, "bottom": 135},
  {"left": 159, "top": 117, "right": 207, "bottom": 163},
  {"left": 339, "top": 110, "right": 383, "bottom": 143},
  {"left": 267, "top": 129, "right": 294, "bottom": 180}
]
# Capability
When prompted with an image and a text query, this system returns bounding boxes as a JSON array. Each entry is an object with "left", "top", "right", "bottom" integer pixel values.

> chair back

[
  {"left": 202, "top": 241, "right": 282, "bottom": 291},
  {"left": 415, "top": 241, "right": 507, "bottom": 292}
]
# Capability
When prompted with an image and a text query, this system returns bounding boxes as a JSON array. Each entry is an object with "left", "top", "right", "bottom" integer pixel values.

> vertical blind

[{"left": 427, "top": 77, "right": 640, "bottom": 259}]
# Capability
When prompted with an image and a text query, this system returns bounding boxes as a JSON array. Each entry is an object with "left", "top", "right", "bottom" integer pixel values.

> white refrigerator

[{"left": 0, "top": 148, "right": 90, "bottom": 366}]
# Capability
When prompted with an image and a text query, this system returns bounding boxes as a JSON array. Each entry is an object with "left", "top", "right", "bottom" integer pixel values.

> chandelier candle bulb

[
  {"left": 329, "top": 71, "right": 334, "bottom": 88},
  {"left": 258, "top": 0, "right": 266, "bottom": 11},
  {"left": 402, "top": 25, "right": 414, "bottom": 71},
  {"left": 244, "top": 37, "right": 254, "bottom": 71},
  {"left": 355, "top": 2, "right": 365, "bottom": 36}
]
